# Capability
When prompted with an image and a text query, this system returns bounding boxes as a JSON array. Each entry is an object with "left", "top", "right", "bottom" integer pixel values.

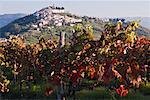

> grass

[
  {"left": 1, "top": 82, "right": 150, "bottom": 100},
  {"left": 139, "top": 82, "right": 150, "bottom": 95},
  {"left": 75, "top": 87, "right": 111, "bottom": 100}
]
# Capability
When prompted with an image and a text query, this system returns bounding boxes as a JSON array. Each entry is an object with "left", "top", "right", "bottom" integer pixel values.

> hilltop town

[{"left": 32, "top": 6, "right": 82, "bottom": 29}]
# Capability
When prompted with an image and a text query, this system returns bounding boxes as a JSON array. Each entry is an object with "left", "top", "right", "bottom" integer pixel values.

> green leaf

[{"left": 74, "top": 44, "right": 83, "bottom": 52}]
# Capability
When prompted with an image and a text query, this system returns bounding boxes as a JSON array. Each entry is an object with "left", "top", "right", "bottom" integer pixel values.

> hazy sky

[{"left": 0, "top": 0, "right": 150, "bottom": 18}]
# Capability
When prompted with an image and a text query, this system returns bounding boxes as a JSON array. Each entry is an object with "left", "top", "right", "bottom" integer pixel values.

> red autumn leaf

[
  {"left": 89, "top": 66, "right": 95, "bottom": 79},
  {"left": 70, "top": 70, "right": 81, "bottom": 86},
  {"left": 116, "top": 85, "right": 129, "bottom": 97},
  {"left": 78, "top": 66, "right": 86, "bottom": 72},
  {"left": 45, "top": 87, "right": 53, "bottom": 96},
  {"left": 49, "top": 75, "right": 60, "bottom": 85}
]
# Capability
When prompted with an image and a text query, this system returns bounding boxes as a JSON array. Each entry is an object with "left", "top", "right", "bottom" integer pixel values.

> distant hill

[
  {"left": 124, "top": 17, "right": 150, "bottom": 39},
  {"left": 124, "top": 17, "right": 150, "bottom": 29},
  {"left": 101, "top": 17, "right": 150, "bottom": 39},
  {"left": 101, "top": 17, "right": 150, "bottom": 29},
  {"left": 0, "top": 14, "right": 26, "bottom": 28}
]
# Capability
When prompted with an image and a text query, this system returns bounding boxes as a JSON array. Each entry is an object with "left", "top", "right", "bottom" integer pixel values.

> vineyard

[{"left": 0, "top": 20, "right": 150, "bottom": 99}]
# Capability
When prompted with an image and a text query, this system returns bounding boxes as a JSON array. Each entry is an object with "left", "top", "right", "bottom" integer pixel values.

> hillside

[
  {"left": 0, "top": 6, "right": 104, "bottom": 43},
  {"left": 0, "top": 6, "right": 149, "bottom": 43},
  {"left": 0, "top": 13, "right": 26, "bottom": 28}
]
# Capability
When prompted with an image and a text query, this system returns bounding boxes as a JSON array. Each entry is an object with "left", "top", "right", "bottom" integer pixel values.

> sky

[{"left": 0, "top": 0, "right": 150, "bottom": 18}]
